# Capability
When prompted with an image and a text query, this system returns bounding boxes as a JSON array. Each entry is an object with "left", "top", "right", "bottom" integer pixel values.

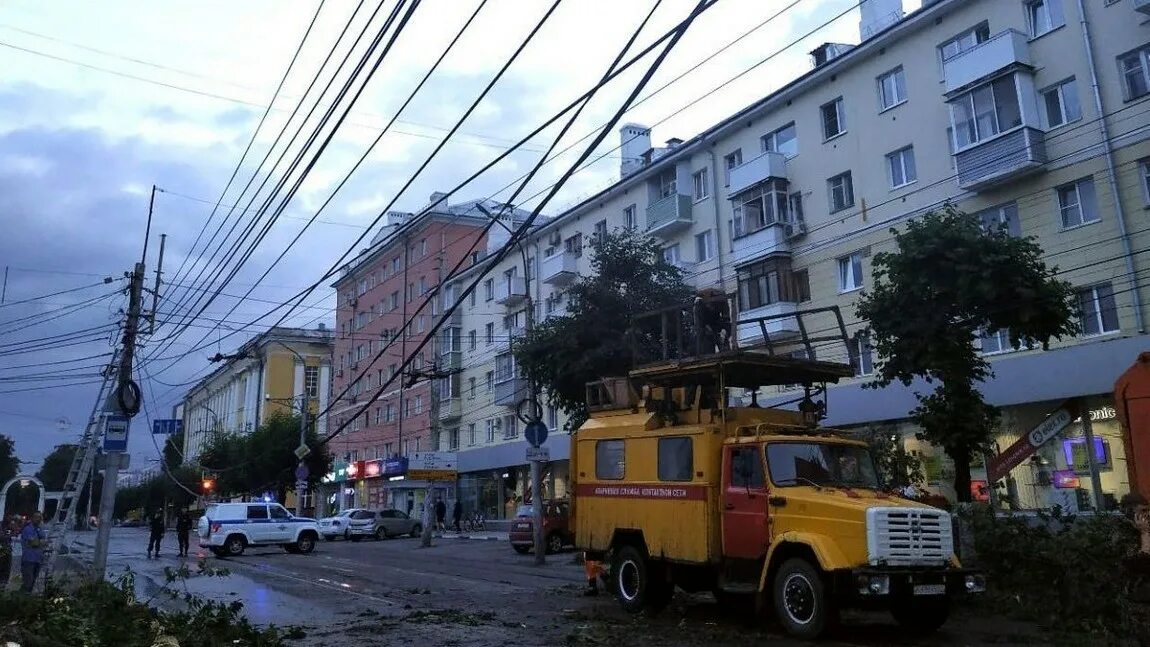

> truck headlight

[
  {"left": 964, "top": 574, "right": 986, "bottom": 593},
  {"left": 856, "top": 574, "right": 890, "bottom": 596}
]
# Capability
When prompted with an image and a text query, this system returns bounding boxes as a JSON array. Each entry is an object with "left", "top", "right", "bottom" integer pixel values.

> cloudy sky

[{"left": 0, "top": 0, "right": 921, "bottom": 475}]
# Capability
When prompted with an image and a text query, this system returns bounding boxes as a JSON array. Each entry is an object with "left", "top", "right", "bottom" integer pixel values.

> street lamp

[{"left": 266, "top": 340, "right": 313, "bottom": 517}]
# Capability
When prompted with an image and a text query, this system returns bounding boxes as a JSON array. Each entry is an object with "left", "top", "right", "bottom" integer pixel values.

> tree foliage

[
  {"left": 0, "top": 433, "right": 18, "bottom": 488},
  {"left": 163, "top": 430, "right": 185, "bottom": 471},
  {"left": 199, "top": 411, "right": 332, "bottom": 502},
  {"left": 36, "top": 443, "right": 79, "bottom": 491},
  {"left": 514, "top": 228, "right": 694, "bottom": 427},
  {"left": 856, "top": 205, "right": 1077, "bottom": 500}
]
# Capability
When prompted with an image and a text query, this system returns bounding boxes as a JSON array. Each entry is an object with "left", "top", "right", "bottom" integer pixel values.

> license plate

[
  {"left": 913, "top": 584, "right": 946, "bottom": 596},
  {"left": 516, "top": 523, "right": 530, "bottom": 530}
]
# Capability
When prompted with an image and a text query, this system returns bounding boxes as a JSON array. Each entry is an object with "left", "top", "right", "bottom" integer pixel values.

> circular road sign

[{"left": 524, "top": 421, "right": 548, "bottom": 448}]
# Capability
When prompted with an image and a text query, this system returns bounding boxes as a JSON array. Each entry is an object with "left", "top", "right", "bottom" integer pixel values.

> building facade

[
  {"left": 325, "top": 193, "right": 534, "bottom": 515},
  {"left": 181, "top": 326, "right": 334, "bottom": 471},
  {"left": 444, "top": 0, "right": 1150, "bottom": 516}
]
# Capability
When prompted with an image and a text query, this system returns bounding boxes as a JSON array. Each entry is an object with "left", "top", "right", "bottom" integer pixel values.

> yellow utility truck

[{"left": 571, "top": 300, "right": 984, "bottom": 639}]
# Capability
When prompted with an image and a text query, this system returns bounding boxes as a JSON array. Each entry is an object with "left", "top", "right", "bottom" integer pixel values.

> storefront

[{"left": 456, "top": 436, "right": 571, "bottom": 519}]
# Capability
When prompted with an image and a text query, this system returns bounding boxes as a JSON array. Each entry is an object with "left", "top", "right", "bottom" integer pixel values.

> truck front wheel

[
  {"left": 891, "top": 597, "right": 950, "bottom": 635},
  {"left": 773, "top": 558, "right": 833, "bottom": 640},
  {"left": 612, "top": 545, "right": 671, "bottom": 614}
]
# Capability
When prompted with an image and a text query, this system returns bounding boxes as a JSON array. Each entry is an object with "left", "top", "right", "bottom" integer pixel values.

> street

[{"left": 62, "top": 528, "right": 1050, "bottom": 647}]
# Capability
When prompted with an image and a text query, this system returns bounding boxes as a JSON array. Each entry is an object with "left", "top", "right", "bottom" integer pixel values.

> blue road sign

[
  {"left": 152, "top": 419, "right": 184, "bottom": 435},
  {"left": 103, "top": 415, "right": 129, "bottom": 452},
  {"left": 524, "top": 421, "right": 548, "bottom": 448}
]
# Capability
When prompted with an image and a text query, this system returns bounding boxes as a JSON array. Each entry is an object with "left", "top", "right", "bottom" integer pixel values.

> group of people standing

[
  {"left": 1, "top": 512, "right": 46, "bottom": 593},
  {"left": 145, "top": 510, "right": 193, "bottom": 558}
]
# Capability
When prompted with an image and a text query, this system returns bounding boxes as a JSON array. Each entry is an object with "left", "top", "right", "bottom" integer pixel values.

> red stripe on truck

[{"left": 574, "top": 483, "right": 707, "bottom": 501}]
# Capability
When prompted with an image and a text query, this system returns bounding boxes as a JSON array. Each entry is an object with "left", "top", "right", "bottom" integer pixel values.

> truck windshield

[{"left": 765, "top": 442, "right": 880, "bottom": 488}]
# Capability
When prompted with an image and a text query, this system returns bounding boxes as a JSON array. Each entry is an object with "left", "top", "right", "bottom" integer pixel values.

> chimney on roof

[
  {"left": 859, "top": 0, "right": 904, "bottom": 41},
  {"left": 665, "top": 138, "right": 683, "bottom": 148},
  {"left": 619, "top": 123, "right": 651, "bottom": 178},
  {"left": 811, "top": 42, "right": 855, "bottom": 67},
  {"left": 317, "top": 322, "right": 327, "bottom": 332},
  {"left": 429, "top": 192, "right": 449, "bottom": 208},
  {"left": 386, "top": 211, "right": 412, "bottom": 227}
]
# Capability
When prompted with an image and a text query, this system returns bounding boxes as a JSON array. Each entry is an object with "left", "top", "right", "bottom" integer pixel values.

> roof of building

[{"left": 182, "top": 325, "right": 334, "bottom": 401}]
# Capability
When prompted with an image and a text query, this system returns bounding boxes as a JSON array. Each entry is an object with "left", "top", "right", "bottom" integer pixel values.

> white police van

[{"left": 197, "top": 502, "right": 320, "bottom": 557}]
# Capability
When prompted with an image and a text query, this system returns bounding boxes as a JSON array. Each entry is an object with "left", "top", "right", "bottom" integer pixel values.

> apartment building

[
  {"left": 443, "top": 0, "right": 1150, "bottom": 517},
  {"left": 181, "top": 326, "right": 334, "bottom": 464},
  {"left": 324, "top": 193, "right": 534, "bottom": 514}
]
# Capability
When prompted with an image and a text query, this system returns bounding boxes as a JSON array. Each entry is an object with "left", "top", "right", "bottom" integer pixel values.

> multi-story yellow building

[{"left": 444, "top": 0, "right": 1150, "bottom": 517}]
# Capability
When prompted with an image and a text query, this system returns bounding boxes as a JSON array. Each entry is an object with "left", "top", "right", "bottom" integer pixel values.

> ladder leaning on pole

[{"left": 40, "top": 354, "right": 119, "bottom": 586}]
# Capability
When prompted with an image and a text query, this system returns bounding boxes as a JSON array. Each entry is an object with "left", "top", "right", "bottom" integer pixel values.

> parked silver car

[
  {"left": 318, "top": 508, "right": 361, "bottom": 541},
  {"left": 348, "top": 509, "right": 423, "bottom": 540}
]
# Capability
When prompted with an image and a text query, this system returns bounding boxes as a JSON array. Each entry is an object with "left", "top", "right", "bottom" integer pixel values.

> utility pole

[
  {"left": 295, "top": 393, "right": 310, "bottom": 517},
  {"left": 524, "top": 257, "right": 546, "bottom": 567}
]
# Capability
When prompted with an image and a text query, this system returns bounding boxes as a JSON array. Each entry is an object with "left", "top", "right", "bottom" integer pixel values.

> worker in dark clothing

[
  {"left": 146, "top": 512, "right": 165, "bottom": 559},
  {"left": 452, "top": 500, "right": 463, "bottom": 533},
  {"left": 435, "top": 498, "right": 447, "bottom": 533},
  {"left": 176, "top": 512, "right": 192, "bottom": 557},
  {"left": 694, "top": 289, "right": 732, "bottom": 355}
]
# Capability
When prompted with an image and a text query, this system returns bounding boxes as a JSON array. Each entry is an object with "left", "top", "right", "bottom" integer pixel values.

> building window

[
  {"left": 624, "top": 204, "right": 637, "bottom": 229},
  {"left": 793, "top": 269, "right": 811, "bottom": 302},
  {"left": 951, "top": 76, "right": 1023, "bottom": 149},
  {"left": 1057, "top": 177, "right": 1099, "bottom": 228},
  {"left": 695, "top": 230, "right": 715, "bottom": 262},
  {"left": 565, "top": 234, "right": 583, "bottom": 257},
  {"left": 761, "top": 122, "right": 797, "bottom": 158},
  {"left": 849, "top": 332, "right": 874, "bottom": 376},
  {"left": 374, "top": 407, "right": 381, "bottom": 425},
  {"left": 1078, "top": 283, "right": 1119, "bottom": 335},
  {"left": 595, "top": 440, "right": 625, "bottom": 480},
  {"left": 485, "top": 370, "right": 494, "bottom": 392},
  {"left": 838, "top": 252, "right": 864, "bottom": 292},
  {"left": 939, "top": 22, "right": 990, "bottom": 62},
  {"left": 1042, "top": 78, "right": 1082, "bottom": 129},
  {"left": 1026, "top": 0, "right": 1065, "bottom": 38},
  {"left": 1141, "top": 160, "right": 1150, "bottom": 204},
  {"left": 304, "top": 366, "right": 319, "bottom": 398},
  {"left": 484, "top": 279, "right": 494, "bottom": 301},
  {"left": 820, "top": 97, "right": 845, "bottom": 139},
  {"left": 656, "top": 169, "right": 676, "bottom": 199},
  {"left": 547, "top": 405, "right": 558, "bottom": 431},
  {"left": 384, "top": 403, "right": 395, "bottom": 422},
  {"left": 1119, "top": 45, "right": 1150, "bottom": 101},
  {"left": 468, "top": 377, "right": 476, "bottom": 398},
  {"left": 723, "top": 149, "right": 742, "bottom": 185},
  {"left": 420, "top": 238, "right": 428, "bottom": 257},
  {"left": 593, "top": 219, "right": 607, "bottom": 240},
  {"left": 485, "top": 419, "right": 495, "bottom": 443},
  {"left": 448, "top": 427, "right": 459, "bottom": 451},
  {"left": 466, "top": 329, "right": 476, "bottom": 351},
  {"left": 502, "top": 415, "right": 518, "bottom": 439},
  {"left": 827, "top": 171, "right": 855, "bottom": 212},
  {"left": 976, "top": 202, "right": 1022, "bottom": 237},
  {"left": 414, "top": 395, "right": 423, "bottom": 415},
  {"left": 657, "top": 437, "right": 693, "bottom": 482},
  {"left": 737, "top": 256, "right": 799, "bottom": 310},
  {"left": 693, "top": 168, "right": 709, "bottom": 201},
  {"left": 733, "top": 179, "right": 790, "bottom": 236},
  {"left": 662, "top": 243, "right": 681, "bottom": 267},
  {"left": 877, "top": 66, "right": 907, "bottom": 111},
  {"left": 980, "top": 328, "right": 1027, "bottom": 355},
  {"left": 469, "top": 291, "right": 476, "bottom": 308},
  {"left": 789, "top": 192, "right": 804, "bottom": 223},
  {"left": 391, "top": 257, "right": 400, "bottom": 274},
  {"left": 886, "top": 146, "right": 917, "bottom": 188},
  {"left": 485, "top": 322, "right": 495, "bottom": 344},
  {"left": 468, "top": 423, "right": 476, "bottom": 446}
]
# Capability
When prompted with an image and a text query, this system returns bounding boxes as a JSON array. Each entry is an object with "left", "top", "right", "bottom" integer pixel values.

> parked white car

[
  {"left": 318, "top": 508, "right": 361, "bottom": 541},
  {"left": 197, "top": 502, "right": 319, "bottom": 557}
]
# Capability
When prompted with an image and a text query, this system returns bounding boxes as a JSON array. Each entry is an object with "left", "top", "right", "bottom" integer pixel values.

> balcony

[
  {"left": 943, "top": 29, "right": 1031, "bottom": 95},
  {"left": 736, "top": 302, "right": 800, "bottom": 347},
  {"left": 496, "top": 326, "right": 526, "bottom": 353},
  {"left": 493, "top": 377, "right": 530, "bottom": 407},
  {"left": 439, "top": 396, "right": 462, "bottom": 421},
  {"left": 732, "top": 223, "right": 794, "bottom": 267},
  {"left": 494, "top": 276, "right": 528, "bottom": 306},
  {"left": 541, "top": 251, "right": 578, "bottom": 285},
  {"left": 440, "top": 349, "right": 461, "bottom": 371},
  {"left": 955, "top": 127, "right": 1047, "bottom": 191},
  {"left": 645, "top": 194, "right": 693, "bottom": 238},
  {"left": 728, "top": 152, "right": 787, "bottom": 198},
  {"left": 1137, "top": 0, "right": 1150, "bottom": 15}
]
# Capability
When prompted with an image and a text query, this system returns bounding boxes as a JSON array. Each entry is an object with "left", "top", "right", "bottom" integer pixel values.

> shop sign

[
  {"left": 364, "top": 460, "right": 382, "bottom": 478},
  {"left": 408, "top": 451, "right": 458, "bottom": 482},
  {"left": 383, "top": 456, "right": 408, "bottom": 477},
  {"left": 988, "top": 401, "right": 1078, "bottom": 482}
]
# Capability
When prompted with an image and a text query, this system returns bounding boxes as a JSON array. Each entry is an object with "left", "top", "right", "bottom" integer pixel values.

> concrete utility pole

[{"left": 523, "top": 259, "right": 546, "bottom": 567}]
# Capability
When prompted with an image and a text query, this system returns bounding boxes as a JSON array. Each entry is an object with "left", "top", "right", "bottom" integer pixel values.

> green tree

[
  {"left": 36, "top": 444, "right": 78, "bottom": 491},
  {"left": 200, "top": 412, "right": 331, "bottom": 502},
  {"left": 860, "top": 424, "right": 924, "bottom": 490},
  {"left": 163, "top": 430, "right": 184, "bottom": 470},
  {"left": 856, "top": 205, "right": 1078, "bottom": 501},
  {"left": 0, "top": 434, "right": 18, "bottom": 488},
  {"left": 514, "top": 228, "right": 694, "bottom": 428}
]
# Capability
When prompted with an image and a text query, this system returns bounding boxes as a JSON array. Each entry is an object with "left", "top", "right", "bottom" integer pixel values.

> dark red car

[{"left": 509, "top": 500, "right": 571, "bottom": 555}]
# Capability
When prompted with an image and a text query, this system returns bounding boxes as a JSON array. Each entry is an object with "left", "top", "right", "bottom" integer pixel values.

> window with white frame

[
  {"left": 468, "top": 377, "right": 476, "bottom": 398},
  {"left": 1041, "top": 78, "right": 1082, "bottom": 129},
  {"left": 564, "top": 233, "right": 583, "bottom": 257},
  {"left": 827, "top": 172, "right": 854, "bottom": 212},
  {"left": 495, "top": 353, "right": 514, "bottom": 382},
  {"left": 695, "top": 230, "right": 715, "bottom": 262},
  {"left": 837, "top": 252, "right": 864, "bottom": 292},
  {"left": 305, "top": 366, "right": 319, "bottom": 398},
  {"left": 737, "top": 256, "right": 800, "bottom": 310},
  {"left": 468, "top": 423, "right": 476, "bottom": 446},
  {"left": 390, "top": 291, "right": 399, "bottom": 310},
  {"left": 468, "top": 329, "right": 476, "bottom": 351},
  {"left": 502, "top": 415, "right": 519, "bottom": 439},
  {"left": 1026, "top": 0, "right": 1065, "bottom": 38},
  {"left": 656, "top": 169, "right": 676, "bottom": 199},
  {"left": 976, "top": 202, "right": 1021, "bottom": 237},
  {"left": 1119, "top": 45, "right": 1150, "bottom": 101},
  {"left": 761, "top": 123, "right": 797, "bottom": 158},
  {"left": 485, "top": 370, "right": 494, "bottom": 392},
  {"left": 547, "top": 405, "right": 558, "bottom": 431},
  {"left": 939, "top": 22, "right": 990, "bottom": 62},
  {"left": 624, "top": 204, "right": 637, "bottom": 229},
  {"left": 1077, "top": 283, "right": 1119, "bottom": 335},
  {"left": 693, "top": 168, "right": 709, "bottom": 201},
  {"left": 950, "top": 76, "right": 1023, "bottom": 149},
  {"left": 849, "top": 332, "right": 874, "bottom": 376},
  {"left": 979, "top": 328, "right": 1028, "bottom": 355},
  {"left": 886, "top": 146, "right": 917, "bottom": 188},
  {"left": 733, "top": 179, "right": 790, "bottom": 236},
  {"left": 414, "top": 395, "right": 423, "bottom": 415},
  {"left": 484, "top": 278, "right": 494, "bottom": 301},
  {"left": 485, "top": 322, "right": 494, "bottom": 344},
  {"left": 877, "top": 67, "right": 907, "bottom": 111},
  {"left": 593, "top": 219, "right": 607, "bottom": 240},
  {"left": 821, "top": 97, "right": 846, "bottom": 139},
  {"left": 1141, "top": 160, "right": 1150, "bottom": 204},
  {"left": 485, "top": 419, "right": 495, "bottom": 442},
  {"left": 662, "top": 243, "right": 681, "bottom": 267},
  {"left": 723, "top": 149, "right": 743, "bottom": 185},
  {"left": 1057, "top": 177, "right": 1099, "bottom": 228}
]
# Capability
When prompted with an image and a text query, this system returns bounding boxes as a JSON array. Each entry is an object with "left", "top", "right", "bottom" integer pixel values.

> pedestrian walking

[
  {"left": 19, "top": 512, "right": 45, "bottom": 593},
  {"left": 175, "top": 511, "right": 192, "bottom": 557},
  {"left": 146, "top": 511, "right": 165, "bottom": 558},
  {"left": 435, "top": 498, "right": 447, "bottom": 533},
  {"left": 451, "top": 500, "right": 463, "bottom": 533}
]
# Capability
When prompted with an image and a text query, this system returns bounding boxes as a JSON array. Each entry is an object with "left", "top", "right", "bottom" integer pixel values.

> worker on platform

[{"left": 693, "top": 289, "right": 731, "bottom": 355}]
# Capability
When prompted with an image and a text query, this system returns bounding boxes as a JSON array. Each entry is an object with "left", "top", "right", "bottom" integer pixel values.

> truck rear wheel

[
  {"left": 891, "top": 597, "right": 950, "bottom": 634},
  {"left": 773, "top": 558, "right": 833, "bottom": 640},
  {"left": 612, "top": 545, "right": 671, "bottom": 615}
]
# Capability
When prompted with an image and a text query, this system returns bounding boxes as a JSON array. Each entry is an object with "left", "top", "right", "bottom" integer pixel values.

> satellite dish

[{"left": 55, "top": 417, "right": 71, "bottom": 432}]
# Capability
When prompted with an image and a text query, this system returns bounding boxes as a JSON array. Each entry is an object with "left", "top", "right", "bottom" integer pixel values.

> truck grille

[{"left": 866, "top": 507, "right": 952, "bottom": 567}]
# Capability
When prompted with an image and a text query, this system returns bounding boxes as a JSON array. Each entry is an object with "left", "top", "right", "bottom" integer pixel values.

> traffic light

[{"left": 201, "top": 476, "right": 215, "bottom": 494}]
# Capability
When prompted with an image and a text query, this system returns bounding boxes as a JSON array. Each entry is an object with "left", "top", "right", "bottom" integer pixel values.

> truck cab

[{"left": 571, "top": 300, "right": 983, "bottom": 639}]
